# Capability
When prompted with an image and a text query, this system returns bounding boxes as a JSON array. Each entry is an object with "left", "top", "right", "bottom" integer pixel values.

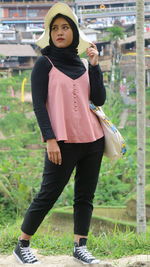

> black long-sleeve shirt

[{"left": 31, "top": 56, "right": 106, "bottom": 141}]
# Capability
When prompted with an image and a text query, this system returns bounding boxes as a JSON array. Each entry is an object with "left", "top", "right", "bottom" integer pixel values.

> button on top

[{"left": 73, "top": 84, "right": 78, "bottom": 111}]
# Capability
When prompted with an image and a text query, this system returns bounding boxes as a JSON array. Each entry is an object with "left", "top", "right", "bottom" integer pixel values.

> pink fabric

[{"left": 46, "top": 59, "right": 104, "bottom": 143}]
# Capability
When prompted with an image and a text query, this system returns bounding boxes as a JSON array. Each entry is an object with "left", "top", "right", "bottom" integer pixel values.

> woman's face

[{"left": 50, "top": 17, "right": 73, "bottom": 48}]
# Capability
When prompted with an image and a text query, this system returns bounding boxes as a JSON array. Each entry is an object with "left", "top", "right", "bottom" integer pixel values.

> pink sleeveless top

[{"left": 46, "top": 58, "right": 104, "bottom": 143}]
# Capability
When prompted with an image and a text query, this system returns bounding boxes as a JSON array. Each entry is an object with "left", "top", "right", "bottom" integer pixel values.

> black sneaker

[
  {"left": 73, "top": 238, "right": 100, "bottom": 265},
  {"left": 13, "top": 239, "right": 40, "bottom": 264}
]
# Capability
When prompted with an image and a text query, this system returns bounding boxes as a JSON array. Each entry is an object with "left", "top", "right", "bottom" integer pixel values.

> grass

[
  {"left": 0, "top": 217, "right": 150, "bottom": 259},
  {"left": 126, "top": 184, "right": 150, "bottom": 206},
  {"left": 50, "top": 205, "right": 136, "bottom": 223}
]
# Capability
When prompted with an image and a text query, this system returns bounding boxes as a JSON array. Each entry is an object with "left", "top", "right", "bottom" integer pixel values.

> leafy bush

[{"left": 0, "top": 74, "right": 149, "bottom": 223}]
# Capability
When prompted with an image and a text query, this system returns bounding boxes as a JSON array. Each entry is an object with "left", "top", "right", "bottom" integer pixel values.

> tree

[
  {"left": 0, "top": 54, "right": 5, "bottom": 59},
  {"left": 107, "top": 25, "right": 125, "bottom": 64},
  {"left": 106, "top": 26, "right": 125, "bottom": 90},
  {"left": 136, "top": 0, "right": 146, "bottom": 233}
]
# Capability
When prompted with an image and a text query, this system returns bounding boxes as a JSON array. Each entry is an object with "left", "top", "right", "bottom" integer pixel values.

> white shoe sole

[
  {"left": 13, "top": 251, "right": 40, "bottom": 264},
  {"left": 73, "top": 256, "right": 100, "bottom": 265}
]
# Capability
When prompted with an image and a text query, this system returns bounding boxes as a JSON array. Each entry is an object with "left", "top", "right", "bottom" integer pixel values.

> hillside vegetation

[{"left": 0, "top": 73, "right": 150, "bottom": 225}]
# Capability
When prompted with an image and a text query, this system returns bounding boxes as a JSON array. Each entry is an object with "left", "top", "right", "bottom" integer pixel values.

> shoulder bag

[{"left": 90, "top": 102, "right": 127, "bottom": 160}]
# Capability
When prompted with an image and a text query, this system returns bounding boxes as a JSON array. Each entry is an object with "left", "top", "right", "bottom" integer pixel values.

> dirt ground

[{"left": 0, "top": 251, "right": 150, "bottom": 267}]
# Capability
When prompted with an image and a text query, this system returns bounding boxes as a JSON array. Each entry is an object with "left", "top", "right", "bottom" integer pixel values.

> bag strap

[
  {"left": 81, "top": 58, "right": 89, "bottom": 70},
  {"left": 44, "top": 55, "right": 54, "bottom": 66}
]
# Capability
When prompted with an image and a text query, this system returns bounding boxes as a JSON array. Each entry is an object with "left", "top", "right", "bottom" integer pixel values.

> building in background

[{"left": 0, "top": 0, "right": 150, "bottom": 80}]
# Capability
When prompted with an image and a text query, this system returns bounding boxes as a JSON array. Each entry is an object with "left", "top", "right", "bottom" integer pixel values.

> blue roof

[{"left": 2, "top": 20, "right": 43, "bottom": 24}]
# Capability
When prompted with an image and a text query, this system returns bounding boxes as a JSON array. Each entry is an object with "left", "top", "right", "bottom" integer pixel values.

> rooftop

[
  {"left": 119, "top": 31, "right": 150, "bottom": 45},
  {"left": 0, "top": 44, "right": 37, "bottom": 57}
]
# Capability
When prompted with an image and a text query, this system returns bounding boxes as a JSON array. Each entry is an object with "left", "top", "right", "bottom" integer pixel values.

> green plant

[
  {"left": 0, "top": 75, "right": 149, "bottom": 223},
  {"left": 0, "top": 217, "right": 150, "bottom": 258},
  {"left": 106, "top": 25, "right": 125, "bottom": 41}
]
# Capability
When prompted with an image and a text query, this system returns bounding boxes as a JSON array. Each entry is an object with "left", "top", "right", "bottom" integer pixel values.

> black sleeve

[
  {"left": 31, "top": 56, "right": 56, "bottom": 142},
  {"left": 89, "top": 63, "right": 106, "bottom": 106}
]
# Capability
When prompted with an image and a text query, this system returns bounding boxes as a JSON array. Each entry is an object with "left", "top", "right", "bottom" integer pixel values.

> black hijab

[{"left": 41, "top": 14, "right": 86, "bottom": 80}]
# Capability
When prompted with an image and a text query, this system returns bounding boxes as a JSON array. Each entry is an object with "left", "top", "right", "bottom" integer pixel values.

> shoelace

[
  {"left": 20, "top": 246, "right": 38, "bottom": 263},
  {"left": 76, "top": 245, "right": 95, "bottom": 260}
]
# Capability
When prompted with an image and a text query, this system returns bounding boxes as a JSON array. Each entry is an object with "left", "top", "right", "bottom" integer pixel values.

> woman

[{"left": 13, "top": 2, "right": 106, "bottom": 265}]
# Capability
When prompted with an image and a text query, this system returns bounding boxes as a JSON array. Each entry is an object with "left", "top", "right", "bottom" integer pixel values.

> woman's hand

[
  {"left": 86, "top": 43, "right": 99, "bottom": 66},
  {"left": 46, "top": 139, "right": 62, "bottom": 165}
]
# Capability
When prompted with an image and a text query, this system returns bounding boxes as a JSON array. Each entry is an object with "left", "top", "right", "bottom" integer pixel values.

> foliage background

[
  {"left": 0, "top": 70, "right": 150, "bottom": 259},
  {"left": 0, "top": 72, "right": 150, "bottom": 225}
]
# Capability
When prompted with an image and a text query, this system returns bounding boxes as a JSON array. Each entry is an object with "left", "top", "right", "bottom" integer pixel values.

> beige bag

[
  {"left": 90, "top": 103, "right": 127, "bottom": 160},
  {"left": 82, "top": 57, "right": 126, "bottom": 160}
]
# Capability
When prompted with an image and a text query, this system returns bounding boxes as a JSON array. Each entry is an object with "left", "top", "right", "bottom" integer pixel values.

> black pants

[{"left": 21, "top": 137, "right": 104, "bottom": 236}]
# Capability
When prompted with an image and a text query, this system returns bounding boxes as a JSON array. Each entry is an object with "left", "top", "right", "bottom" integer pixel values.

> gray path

[
  {"left": 120, "top": 92, "right": 136, "bottom": 106},
  {"left": 0, "top": 252, "right": 150, "bottom": 267},
  {"left": 118, "top": 108, "right": 129, "bottom": 129}
]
